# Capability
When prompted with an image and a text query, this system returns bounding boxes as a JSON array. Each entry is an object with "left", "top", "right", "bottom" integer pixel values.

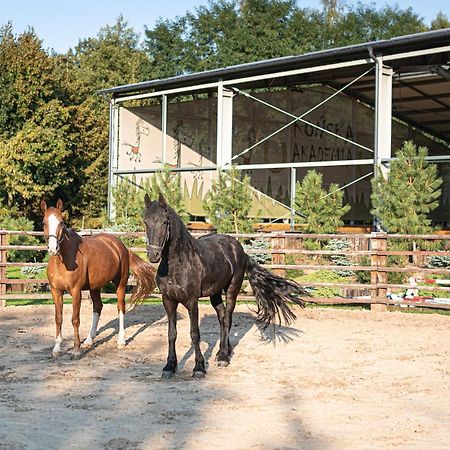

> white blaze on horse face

[
  {"left": 47, "top": 213, "right": 60, "bottom": 254},
  {"left": 117, "top": 311, "right": 126, "bottom": 347}
]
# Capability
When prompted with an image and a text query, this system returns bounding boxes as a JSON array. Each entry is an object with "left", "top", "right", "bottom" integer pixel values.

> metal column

[
  {"left": 107, "top": 99, "right": 119, "bottom": 221},
  {"left": 161, "top": 94, "right": 168, "bottom": 164},
  {"left": 216, "top": 80, "right": 234, "bottom": 168},
  {"left": 374, "top": 56, "right": 393, "bottom": 178},
  {"left": 290, "top": 167, "right": 297, "bottom": 231}
]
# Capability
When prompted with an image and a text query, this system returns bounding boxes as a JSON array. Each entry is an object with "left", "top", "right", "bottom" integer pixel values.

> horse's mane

[{"left": 166, "top": 205, "right": 196, "bottom": 254}]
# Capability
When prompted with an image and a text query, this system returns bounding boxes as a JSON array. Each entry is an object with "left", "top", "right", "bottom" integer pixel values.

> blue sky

[{"left": 1, "top": 0, "right": 449, "bottom": 54}]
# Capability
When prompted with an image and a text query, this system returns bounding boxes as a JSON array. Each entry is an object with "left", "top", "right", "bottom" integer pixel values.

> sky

[{"left": 1, "top": 0, "right": 449, "bottom": 54}]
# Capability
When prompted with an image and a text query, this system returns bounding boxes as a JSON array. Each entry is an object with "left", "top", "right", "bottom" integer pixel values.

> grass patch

[{"left": 294, "top": 270, "right": 352, "bottom": 298}]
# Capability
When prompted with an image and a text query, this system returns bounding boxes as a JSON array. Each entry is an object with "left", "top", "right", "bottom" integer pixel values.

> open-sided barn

[{"left": 100, "top": 28, "right": 450, "bottom": 225}]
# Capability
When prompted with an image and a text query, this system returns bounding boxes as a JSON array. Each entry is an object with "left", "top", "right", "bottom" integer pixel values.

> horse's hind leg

[
  {"left": 83, "top": 288, "right": 102, "bottom": 347},
  {"left": 217, "top": 275, "right": 242, "bottom": 367},
  {"left": 116, "top": 281, "right": 127, "bottom": 348},
  {"left": 51, "top": 287, "right": 64, "bottom": 356},
  {"left": 210, "top": 292, "right": 228, "bottom": 365}
]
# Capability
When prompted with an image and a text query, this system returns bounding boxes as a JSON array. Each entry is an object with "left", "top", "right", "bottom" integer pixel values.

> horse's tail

[
  {"left": 245, "top": 257, "right": 310, "bottom": 329},
  {"left": 128, "top": 250, "right": 157, "bottom": 307}
]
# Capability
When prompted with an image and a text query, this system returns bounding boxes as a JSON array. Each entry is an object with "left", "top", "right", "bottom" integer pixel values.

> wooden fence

[{"left": 1, "top": 229, "right": 450, "bottom": 310}]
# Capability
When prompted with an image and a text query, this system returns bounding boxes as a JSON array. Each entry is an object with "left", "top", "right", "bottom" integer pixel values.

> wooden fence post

[
  {"left": 370, "top": 232, "right": 387, "bottom": 311},
  {"left": 0, "top": 231, "right": 6, "bottom": 307},
  {"left": 271, "top": 234, "right": 285, "bottom": 277}
]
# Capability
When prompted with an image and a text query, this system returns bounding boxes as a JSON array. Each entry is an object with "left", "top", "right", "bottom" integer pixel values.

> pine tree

[
  {"left": 371, "top": 141, "right": 442, "bottom": 234},
  {"left": 203, "top": 166, "right": 254, "bottom": 234},
  {"left": 112, "top": 166, "right": 189, "bottom": 228},
  {"left": 295, "top": 170, "right": 350, "bottom": 233},
  {"left": 148, "top": 165, "right": 189, "bottom": 223},
  {"left": 111, "top": 176, "right": 150, "bottom": 229}
]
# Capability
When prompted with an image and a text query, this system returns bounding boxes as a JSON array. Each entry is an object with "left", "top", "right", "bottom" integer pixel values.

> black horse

[{"left": 144, "top": 193, "right": 309, "bottom": 378}]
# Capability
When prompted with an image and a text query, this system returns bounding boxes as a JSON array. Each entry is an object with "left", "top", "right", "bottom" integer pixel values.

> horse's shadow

[
  {"left": 81, "top": 304, "right": 166, "bottom": 356},
  {"left": 177, "top": 309, "right": 304, "bottom": 371}
]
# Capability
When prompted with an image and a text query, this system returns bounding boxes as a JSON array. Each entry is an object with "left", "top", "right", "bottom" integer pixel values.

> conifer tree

[
  {"left": 112, "top": 166, "right": 189, "bottom": 228},
  {"left": 295, "top": 170, "right": 350, "bottom": 233},
  {"left": 371, "top": 141, "right": 442, "bottom": 234},
  {"left": 203, "top": 166, "right": 254, "bottom": 234},
  {"left": 148, "top": 165, "right": 189, "bottom": 223},
  {"left": 111, "top": 176, "right": 150, "bottom": 229}
]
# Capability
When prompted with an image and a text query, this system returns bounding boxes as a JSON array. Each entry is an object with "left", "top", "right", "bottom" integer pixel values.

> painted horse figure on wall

[
  {"left": 144, "top": 193, "right": 310, "bottom": 378},
  {"left": 41, "top": 199, "right": 156, "bottom": 357}
]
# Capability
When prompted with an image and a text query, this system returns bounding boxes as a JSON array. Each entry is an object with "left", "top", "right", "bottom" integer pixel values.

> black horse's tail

[{"left": 246, "top": 257, "right": 310, "bottom": 329}]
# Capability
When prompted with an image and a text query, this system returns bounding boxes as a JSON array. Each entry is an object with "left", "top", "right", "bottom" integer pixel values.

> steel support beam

[
  {"left": 290, "top": 167, "right": 297, "bottom": 231},
  {"left": 161, "top": 94, "right": 168, "bottom": 164},
  {"left": 107, "top": 100, "right": 120, "bottom": 221},
  {"left": 216, "top": 81, "right": 233, "bottom": 167},
  {"left": 374, "top": 57, "right": 393, "bottom": 178}
]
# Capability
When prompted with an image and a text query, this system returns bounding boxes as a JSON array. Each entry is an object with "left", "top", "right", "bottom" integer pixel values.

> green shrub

[
  {"left": 326, "top": 238, "right": 354, "bottom": 276},
  {"left": 356, "top": 255, "right": 371, "bottom": 284},
  {"left": 243, "top": 237, "right": 271, "bottom": 265},
  {"left": 294, "top": 270, "right": 351, "bottom": 298}
]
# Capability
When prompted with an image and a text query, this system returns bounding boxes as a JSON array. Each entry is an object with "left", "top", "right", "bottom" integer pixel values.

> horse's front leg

[
  {"left": 162, "top": 295, "right": 178, "bottom": 379},
  {"left": 51, "top": 287, "right": 64, "bottom": 357},
  {"left": 82, "top": 288, "right": 102, "bottom": 347},
  {"left": 188, "top": 299, "right": 206, "bottom": 378},
  {"left": 70, "top": 289, "right": 82, "bottom": 357}
]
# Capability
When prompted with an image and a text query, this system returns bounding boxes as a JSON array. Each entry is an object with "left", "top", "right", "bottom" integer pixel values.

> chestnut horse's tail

[
  {"left": 128, "top": 251, "right": 157, "bottom": 307},
  {"left": 246, "top": 257, "right": 310, "bottom": 329}
]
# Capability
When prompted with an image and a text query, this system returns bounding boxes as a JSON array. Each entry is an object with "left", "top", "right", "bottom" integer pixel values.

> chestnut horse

[{"left": 41, "top": 199, "right": 156, "bottom": 357}]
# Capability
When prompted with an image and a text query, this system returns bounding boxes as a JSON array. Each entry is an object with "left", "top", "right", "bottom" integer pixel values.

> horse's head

[
  {"left": 144, "top": 193, "right": 170, "bottom": 264},
  {"left": 40, "top": 199, "right": 65, "bottom": 256}
]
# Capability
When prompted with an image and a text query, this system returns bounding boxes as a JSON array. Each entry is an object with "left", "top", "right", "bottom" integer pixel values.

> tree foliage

[
  {"left": 371, "top": 141, "right": 442, "bottom": 234},
  {"left": 203, "top": 166, "right": 254, "bottom": 234},
  {"left": 112, "top": 166, "right": 188, "bottom": 229},
  {"left": 0, "top": 3, "right": 445, "bottom": 229},
  {"left": 142, "top": 0, "right": 431, "bottom": 75},
  {"left": 111, "top": 177, "right": 149, "bottom": 229},
  {"left": 0, "top": 100, "right": 73, "bottom": 218},
  {"left": 0, "top": 24, "right": 58, "bottom": 137},
  {"left": 295, "top": 170, "right": 350, "bottom": 233},
  {"left": 147, "top": 165, "right": 189, "bottom": 223}
]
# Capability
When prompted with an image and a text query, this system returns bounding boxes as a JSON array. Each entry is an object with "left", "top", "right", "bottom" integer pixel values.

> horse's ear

[
  {"left": 56, "top": 199, "right": 64, "bottom": 212},
  {"left": 144, "top": 193, "right": 152, "bottom": 208},
  {"left": 40, "top": 199, "right": 47, "bottom": 213},
  {"left": 158, "top": 192, "right": 167, "bottom": 207}
]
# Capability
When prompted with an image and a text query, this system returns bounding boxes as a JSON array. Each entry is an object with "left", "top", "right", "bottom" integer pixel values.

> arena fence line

[{"left": 1, "top": 229, "right": 450, "bottom": 311}]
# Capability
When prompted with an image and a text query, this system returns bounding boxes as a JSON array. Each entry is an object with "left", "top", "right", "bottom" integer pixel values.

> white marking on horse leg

[
  {"left": 117, "top": 311, "right": 126, "bottom": 347},
  {"left": 52, "top": 333, "right": 63, "bottom": 356},
  {"left": 47, "top": 213, "right": 60, "bottom": 254},
  {"left": 83, "top": 312, "right": 100, "bottom": 346}
]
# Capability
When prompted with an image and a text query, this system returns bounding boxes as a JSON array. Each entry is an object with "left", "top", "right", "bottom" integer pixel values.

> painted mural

[{"left": 117, "top": 86, "right": 450, "bottom": 222}]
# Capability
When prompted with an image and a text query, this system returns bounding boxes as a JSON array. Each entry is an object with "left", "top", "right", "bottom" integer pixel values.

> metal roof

[{"left": 100, "top": 28, "right": 450, "bottom": 143}]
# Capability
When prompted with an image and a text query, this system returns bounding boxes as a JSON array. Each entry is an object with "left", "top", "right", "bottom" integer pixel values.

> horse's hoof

[
  {"left": 193, "top": 370, "right": 206, "bottom": 379},
  {"left": 217, "top": 359, "right": 229, "bottom": 368},
  {"left": 70, "top": 349, "right": 82, "bottom": 360},
  {"left": 117, "top": 341, "right": 126, "bottom": 349},
  {"left": 81, "top": 339, "right": 93, "bottom": 348},
  {"left": 52, "top": 350, "right": 61, "bottom": 358},
  {"left": 161, "top": 371, "right": 174, "bottom": 379}
]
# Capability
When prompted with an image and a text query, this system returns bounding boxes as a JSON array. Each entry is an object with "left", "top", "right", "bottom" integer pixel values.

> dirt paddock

[{"left": 0, "top": 302, "right": 449, "bottom": 449}]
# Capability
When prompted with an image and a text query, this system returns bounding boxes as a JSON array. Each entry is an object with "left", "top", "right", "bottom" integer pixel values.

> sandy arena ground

[{"left": 0, "top": 302, "right": 449, "bottom": 449}]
